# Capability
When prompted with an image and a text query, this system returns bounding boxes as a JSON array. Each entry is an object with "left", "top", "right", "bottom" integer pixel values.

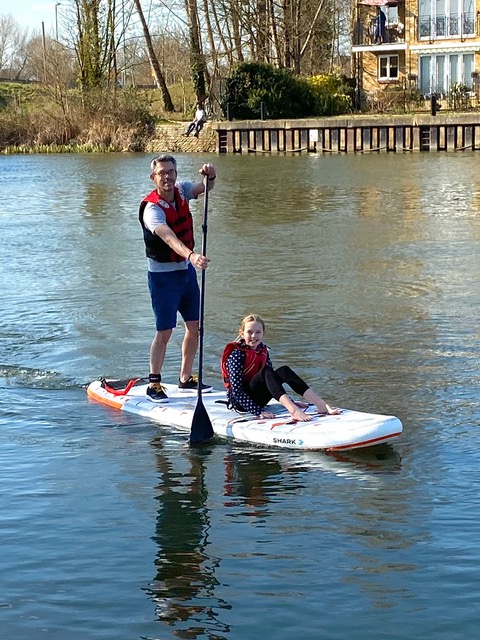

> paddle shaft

[
  {"left": 196, "top": 175, "right": 209, "bottom": 392},
  {"left": 189, "top": 175, "right": 214, "bottom": 445}
]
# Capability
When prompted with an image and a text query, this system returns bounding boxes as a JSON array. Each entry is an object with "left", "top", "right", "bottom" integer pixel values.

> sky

[{"left": 1, "top": 1, "right": 60, "bottom": 34}]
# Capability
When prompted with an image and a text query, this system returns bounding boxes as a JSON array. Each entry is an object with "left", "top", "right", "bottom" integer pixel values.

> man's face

[{"left": 151, "top": 161, "right": 177, "bottom": 196}]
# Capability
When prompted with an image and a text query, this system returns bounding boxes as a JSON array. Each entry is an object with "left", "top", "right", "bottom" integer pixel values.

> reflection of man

[{"left": 146, "top": 445, "right": 226, "bottom": 636}]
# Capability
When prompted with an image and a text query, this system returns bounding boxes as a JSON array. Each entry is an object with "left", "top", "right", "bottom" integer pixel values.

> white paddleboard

[{"left": 87, "top": 379, "right": 402, "bottom": 451}]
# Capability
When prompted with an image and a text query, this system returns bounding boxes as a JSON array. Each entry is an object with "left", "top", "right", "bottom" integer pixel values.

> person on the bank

[
  {"left": 185, "top": 104, "right": 206, "bottom": 138},
  {"left": 221, "top": 314, "right": 339, "bottom": 421},
  {"left": 139, "top": 154, "right": 217, "bottom": 402}
]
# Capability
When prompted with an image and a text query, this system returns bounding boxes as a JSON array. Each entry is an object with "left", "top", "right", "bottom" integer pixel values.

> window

[
  {"left": 384, "top": 5, "right": 398, "bottom": 26},
  {"left": 418, "top": 0, "right": 475, "bottom": 39},
  {"left": 420, "top": 56, "right": 432, "bottom": 94},
  {"left": 436, "top": 55, "right": 446, "bottom": 93},
  {"left": 379, "top": 55, "right": 399, "bottom": 80},
  {"left": 464, "top": 53, "right": 474, "bottom": 82},
  {"left": 419, "top": 52, "right": 475, "bottom": 94},
  {"left": 450, "top": 55, "right": 459, "bottom": 85}
]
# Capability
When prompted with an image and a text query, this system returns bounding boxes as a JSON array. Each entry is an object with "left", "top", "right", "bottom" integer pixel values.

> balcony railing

[
  {"left": 354, "top": 18, "right": 405, "bottom": 46},
  {"left": 418, "top": 12, "right": 475, "bottom": 39}
]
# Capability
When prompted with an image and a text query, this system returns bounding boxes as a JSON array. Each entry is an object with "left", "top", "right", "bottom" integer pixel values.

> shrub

[
  {"left": 221, "top": 62, "right": 316, "bottom": 119},
  {"left": 307, "top": 74, "right": 353, "bottom": 116}
]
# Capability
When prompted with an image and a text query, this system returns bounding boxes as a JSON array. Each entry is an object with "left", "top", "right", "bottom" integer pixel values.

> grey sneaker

[
  {"left": 178, "top": 375, "right": 213, "bottom": 392},
  {"left": 146, "top": 382, "right": 168, "bottom": 403}
]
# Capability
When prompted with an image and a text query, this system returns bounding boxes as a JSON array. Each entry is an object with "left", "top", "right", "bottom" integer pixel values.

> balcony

[
  {"left": 418, "top": 12, "right": 475, "bottom": 39},
  {"left": 353, "top": 17, "right": 406, "bottom": 48}
]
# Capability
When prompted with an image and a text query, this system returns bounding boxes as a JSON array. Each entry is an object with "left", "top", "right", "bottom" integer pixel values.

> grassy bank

[{"left": 0, "top": 81, "right": 205, "bottom": 154}]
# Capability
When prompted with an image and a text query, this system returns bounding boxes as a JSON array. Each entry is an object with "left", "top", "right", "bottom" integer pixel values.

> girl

[{"left": 221, "top": 314, "right": 339, "bottom": 421}]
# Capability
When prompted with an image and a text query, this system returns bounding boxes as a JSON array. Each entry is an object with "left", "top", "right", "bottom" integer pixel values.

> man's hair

[{"left": 150, "top": 154, "right": 177, "bottom": 173}]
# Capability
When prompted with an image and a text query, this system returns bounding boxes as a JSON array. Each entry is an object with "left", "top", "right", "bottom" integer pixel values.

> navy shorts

[{"left": 148, "top": 265, "right": 200, "bottom": 331}]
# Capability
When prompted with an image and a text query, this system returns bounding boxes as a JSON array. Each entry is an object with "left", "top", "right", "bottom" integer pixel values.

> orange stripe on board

[
  {"left": 87, "top": 387, "right": 124, "bottom": 411},
  {"left": 325, "top": 431, "right": 402, "bottom": 451},
  {"left": 270, "top": 421, "right": 287, "bottom": 429}
]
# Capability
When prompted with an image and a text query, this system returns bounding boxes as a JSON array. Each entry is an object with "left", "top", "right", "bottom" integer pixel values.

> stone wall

[{"left": 145, "top": 122, "right": 216, "bottom": 153}]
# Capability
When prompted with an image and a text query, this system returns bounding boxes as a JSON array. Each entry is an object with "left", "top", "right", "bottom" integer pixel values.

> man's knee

[
  {"left": 184, "top": 320, "right": 199, "bottom": 336},
  {"left": 155, "top": 329, "right": 172, "bottom": 345}
]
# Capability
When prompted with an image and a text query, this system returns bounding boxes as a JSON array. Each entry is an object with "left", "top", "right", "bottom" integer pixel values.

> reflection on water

[
  {"left": 146, "top": 440, "right": 230, "bottom": 638},
  {"left": 144, "top": 436, "right": 409, "bottom": 638},
  {"left": 1, "top": 151, "right": 480, "bottom": 640},
  {"left": 143, "top": 435, "right": 405, "bottom": 638}
]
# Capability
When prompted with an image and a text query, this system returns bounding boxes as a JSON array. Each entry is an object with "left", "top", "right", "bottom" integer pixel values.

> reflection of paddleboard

[{"left": 86, "top": 379, "right": 402, "bottom": 451}]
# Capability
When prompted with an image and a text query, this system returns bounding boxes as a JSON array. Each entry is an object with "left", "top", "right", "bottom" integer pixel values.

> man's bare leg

[
  {"left": 149, "top": 329, "right": 172, "bottom": 376},
  {"left": 179, "top": 320, "right": 199, "bottom": 383}
]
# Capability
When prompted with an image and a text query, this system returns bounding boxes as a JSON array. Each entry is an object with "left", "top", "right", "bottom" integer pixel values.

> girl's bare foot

[
  {"left": 294, "top": 400, "right": 310, "bottom": 409},
  {"left": 290, "top": 407, "right": 312, "bottom": 422}
]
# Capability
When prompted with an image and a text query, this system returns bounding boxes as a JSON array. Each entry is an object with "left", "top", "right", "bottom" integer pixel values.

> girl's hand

[
  {"left": 315, "top": 399, "right": 340, "bottom": 415},
  {"left": 325, "top": 404, "right": 340, "bottom": 415}
]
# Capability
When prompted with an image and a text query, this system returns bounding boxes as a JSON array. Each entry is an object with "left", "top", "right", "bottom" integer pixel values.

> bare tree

[
  {"left": 132, "top": 0, "right": 175, "bottom": 110},
  {"left": 183, "top": 0, "right": 207, "bottom": 105},
  {"left": 215, "top": 0, "right": 335, "bottom": 74},
  {"left": 0, "top": 15, "right": 32, "bottom": 80}
]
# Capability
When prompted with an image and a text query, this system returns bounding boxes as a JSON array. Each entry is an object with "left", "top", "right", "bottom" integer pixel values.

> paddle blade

[{"left": 190, "top": 398, "right": 214, "bottom": 445}]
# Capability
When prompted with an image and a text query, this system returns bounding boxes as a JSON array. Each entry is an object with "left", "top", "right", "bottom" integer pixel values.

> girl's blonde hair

[{"left": 238, "top": 314, "right": 266, "bottom": 336}]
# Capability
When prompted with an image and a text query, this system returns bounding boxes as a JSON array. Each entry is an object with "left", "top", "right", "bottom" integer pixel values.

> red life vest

[
  {"left": 221, "top": 341, "right": 268, "bottom": 389},
  {"left": 139, "top": 187, "right": 194, "bottom": 263}
]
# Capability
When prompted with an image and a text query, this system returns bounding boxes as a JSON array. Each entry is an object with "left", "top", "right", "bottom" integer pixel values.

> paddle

[{"left": 189, "top": 174, "right": 215, "bottom": 445}]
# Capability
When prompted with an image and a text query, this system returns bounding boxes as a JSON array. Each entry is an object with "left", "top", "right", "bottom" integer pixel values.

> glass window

[
  {"left": 436, "top": 0, "right": 446, "bottom": 36},
  {"left": 385, "top": 5, "right": 399, "bottom": 26},
  {"left": 390, "top": 57, "right": 399, "bottom": 78},
  {"left": 462, "top": 0, "right": 475, "bottom": 34},
  {"left": 419, "top": 0, "right": 432, "bottom": 38},
  {"left": 449, "top": 12, "right": 459, "bottom": 36},
  {"left": 379, "top": 57, "right": 387, "bottom": 78},
  {"left": 463, "top": 54, "right": 474, "bottom": 87},
  {"left": 450, "top": 55, "right": 459, "bottom": 85},
  {"left": 420, "top": 56, "right": 432, "bottom": 94},
  {"left": 378, "top": 55, "right": 399, "bottom": 80},
  {"left": 420, "top": 52, "right": 475, "bottom": 94},
  {"left": 436, "top": 56, "right": 445, "bottom": 93},
  {"left": 419, "top": 0, "right": 476, "bottom": 39}
]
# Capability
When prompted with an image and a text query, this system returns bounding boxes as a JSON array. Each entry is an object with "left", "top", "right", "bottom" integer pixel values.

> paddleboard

[{"left": 87, "top": 378, "right": 402, "bottom": 451}]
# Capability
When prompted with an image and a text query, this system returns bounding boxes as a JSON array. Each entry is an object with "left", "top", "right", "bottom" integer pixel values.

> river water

[{"left": 1, "top": 151, "right": 479, "bottom": 639}]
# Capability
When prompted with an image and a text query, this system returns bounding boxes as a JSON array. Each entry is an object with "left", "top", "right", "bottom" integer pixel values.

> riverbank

[
  {"left": 145, "top": 123, "right": 216, "bottom": 153},
  {"left": 210, "top": 112, "right": 480, "bottom": 153},
  {"left": 4, "top": 112, "right": 480, "bottom": 154},
  {"left": 1, "top": 122, "right": 217, "bottom": 154}
]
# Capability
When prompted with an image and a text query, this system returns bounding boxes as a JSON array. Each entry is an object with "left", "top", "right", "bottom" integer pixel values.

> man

[{"left": 139, "top": 154, "right": 217, "bottom": 402}]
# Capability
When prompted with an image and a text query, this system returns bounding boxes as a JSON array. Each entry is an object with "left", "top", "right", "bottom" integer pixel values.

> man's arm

[
  {"left": 154, "top": 223, "right": 192, "bottom": 261},
  {"left": 191, "top": 162, "right": 217, "bottom": 198},
  {"left": 154, "top": 223, "right": 209, "bottom": 270}
]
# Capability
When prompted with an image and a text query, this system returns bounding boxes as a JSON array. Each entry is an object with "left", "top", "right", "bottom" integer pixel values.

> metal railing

[
  {"left": 418, "top": 12, "right": 475, "bottom": 39},
  {"left": 353, "top": 19, "right": 405, "bottom": 46}
]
